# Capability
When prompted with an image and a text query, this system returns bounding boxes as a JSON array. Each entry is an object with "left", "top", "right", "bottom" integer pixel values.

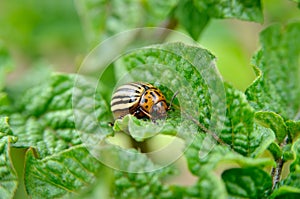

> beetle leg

[
  {"left": 139, "top": 108, "right": 152, "bottom": 119},
  {"left": 132, "top": 110, "right": 141, "bottom": 117}
]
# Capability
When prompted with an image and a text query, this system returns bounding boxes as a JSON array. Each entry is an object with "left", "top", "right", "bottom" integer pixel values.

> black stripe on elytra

[
  {"left": 150, "top": 91, "right": 156, "bottom": 99},
  {"left": 111, "top": 97, "right": 138, "bottom": 106},
  {"left": 141, "top": 84, "right": 150, "bottom": 90},
  {"left": 154, "top": 90, "right": 161, "bottom": 97},
  {"left": 112, "top": 105, "right": 136, "bottom": 112}
]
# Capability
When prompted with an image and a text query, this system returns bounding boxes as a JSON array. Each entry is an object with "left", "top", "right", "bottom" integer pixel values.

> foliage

[
  {"left": 0, "top": 117, "right": 18, "bottom": 199},
  {"left": 0, "top": 0, "right": 300, "bottom": 199},
  {"left": 76, "top": 0, "right": 263, "bottom": 45}
]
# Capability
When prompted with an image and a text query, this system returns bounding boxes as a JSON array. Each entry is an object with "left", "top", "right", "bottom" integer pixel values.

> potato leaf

[
  {"left": 222, "top": 167, "right": 272, "bottom": 199},
  {"left": 0, "top": 117, "right": 18, "bottom": 199},
  {"left": 246, "top": 23, "right": 300, "bottom": 120}
]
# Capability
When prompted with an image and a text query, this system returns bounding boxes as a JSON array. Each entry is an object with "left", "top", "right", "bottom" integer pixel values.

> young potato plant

[{"left": 0, "top": 0, "right": 300, "bottom": 199}]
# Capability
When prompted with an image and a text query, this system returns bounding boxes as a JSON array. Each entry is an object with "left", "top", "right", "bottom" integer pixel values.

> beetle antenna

[{"left": 168, "top": 91, "right": 179, "bottom": 110}]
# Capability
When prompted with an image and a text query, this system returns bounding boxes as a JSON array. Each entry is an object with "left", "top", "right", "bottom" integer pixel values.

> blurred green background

[{"left": 0, "top": 0, "right": 299, "bottom": 198}]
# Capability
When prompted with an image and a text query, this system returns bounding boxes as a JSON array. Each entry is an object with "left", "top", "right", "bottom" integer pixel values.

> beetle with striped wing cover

[{"left": 111, "top": 82, "right": 170, "bottom": 121}]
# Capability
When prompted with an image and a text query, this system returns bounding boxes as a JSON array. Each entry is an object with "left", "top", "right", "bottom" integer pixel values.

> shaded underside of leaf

[
  {"left": 113, "top": 114, "right": 179, "bottom": 142},
  {"left": 174, "top": 0, "right": 209, "bottom": 40}
]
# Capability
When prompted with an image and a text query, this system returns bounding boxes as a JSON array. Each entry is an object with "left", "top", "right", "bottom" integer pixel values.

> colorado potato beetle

[{"left": 111, "top": 82, "right": 174, "bottom": 120}]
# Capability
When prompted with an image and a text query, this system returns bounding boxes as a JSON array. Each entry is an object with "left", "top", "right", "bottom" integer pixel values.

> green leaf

[
  {"left": 76, "top": 0, "right": 262, "bottom": 44},
  {"left": 76, "top": 0, "right": 178, "bottom": 46},
  {"left": 121, "top": 42, "right": 223, "bottom": 131},
  {"left": 290, "top": 138, "right": 300, "bottom": 172},
  {"left": 142, "top": 0, "right": 179, "bottom": 25},
  {"left": 283, "top": 143, "right": 294, "bottom": 162},
  {"left": 24, "top": 145, "right": 104, "bottom": 199},
  {"left": 250, "top": 124, "right": 276, "bottom": 157},
  {"left": 255, "top": 111, "right": 287, "bottom": 143},
  {"left": 24, "top": 127, "right": 173, "bottom": 198},
  {"left": 270, "top": 185, "right": 300, "bottom": 199},
  {"left": 270, "top": 139, "right": 300, "bottom": 198},
  {"left": 75, "top": 151, "right": 174, "bottom": 199},
  {"left": 222, "top": 167, "right": 272, "bottom": 199},
  {"left": 113, "top": 168, "right": 173, "bottom": 199},
  {"left": 214, "top": 84, "right": 275, "bottom": 157},
  {"left": 221, "top": 84, "right": 256, "bottom": 156},
  {"left": 185, "top": 134, "right": 275, "bottom": 177},
  {"left": 281, "top": 172, "right": 300, "bottom": 192},
  {"left": 193, "top": 0, "right": 263, "bottom": 22},
  {"left": 0, "top": 117, "right": 18, "bottom": 199},
  {"left": 173, "top": 0, "right": 263, "bottom": 39},
  {"left": 154, "top": 45, "right": 273, "bottom": 158},
  {"left": 9, "top": 74, "right": 81, "bottom": 158},
  {"left": 72, "top": 168, "right": 113, "bottom": 199},
  {"left": 286, "top": 120, "right": 300, "bottom": 140},
  {"left": 97, "top": 145, "right": 174, "bottom": 199},
  {"left": 116, "top": 43, "right": 230, "bottom": 171},
  {"left": 246, "top": 23, "right": 300, "bottom": 119},
  {"left": 9, "top": 73, "right": 113, "bottom": 160},
  {"left": 174, "top": 0, "right": 209, "bottom": 40},
  {"left": 77, "top": 0, "right": 138, "bottom": 46},
  {"left": 271, "top": 171, "right": 300, "bottom": 199},
  {"left": 113, "top": 115, "right": 178, "bottom": 142},
  {"left": 268, "top": 142, "right": 282, "bottom": 160}
]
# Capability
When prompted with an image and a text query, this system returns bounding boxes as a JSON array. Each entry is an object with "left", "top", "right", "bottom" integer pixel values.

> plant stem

[
  {"left": 271, "top": 136, "right": 288, "bottom": 190},
  {"left": 271, "top": 157, "right": 284, "bottom": 190}
]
